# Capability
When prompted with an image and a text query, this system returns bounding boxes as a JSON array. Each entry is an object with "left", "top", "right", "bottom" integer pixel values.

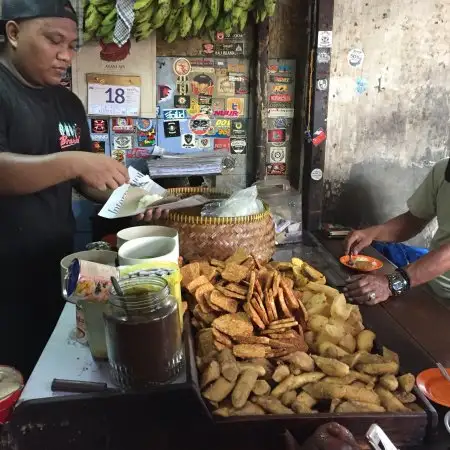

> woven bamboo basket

[{"left": 150, "top": 187, "right": 275, "bottom": 263}]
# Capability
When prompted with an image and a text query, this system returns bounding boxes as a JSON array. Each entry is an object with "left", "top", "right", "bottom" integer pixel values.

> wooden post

[
  {"left": 252, "top": 19, "right": 270, "bottom": 183},
  {"left": 302, "top": 0, "right": 334, "bottom": 231}
]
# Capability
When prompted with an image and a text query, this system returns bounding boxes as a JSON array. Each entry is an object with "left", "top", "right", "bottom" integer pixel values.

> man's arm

[
  {"left": 76, "top": 184, "right": 112, "bottom": 204},
  {"left": 366, "top": 212, "right": 429, "bottom": 242},
  {"left": 0, "top": 151, "right": 78, "bottom": 195},
  {"left": 406, "top": 243, "right": 450, "bottom": 288}
]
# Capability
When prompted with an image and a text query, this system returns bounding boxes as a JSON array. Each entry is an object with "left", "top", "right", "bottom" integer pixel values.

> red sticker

[
  {"left": 266, "top": 163, "right": 286, "bottom": 176},
  {"left": 214, "top": 138, "right": 231, "bottom": 152},
  {"left": 269, "top": 94, "right": 292, "bottom": 103},
  {"left": 267, "top": 129, "right": 286, "bottom": 143},
  {"left": 312, "top": 128, "right": 327, "bottom": 146}
]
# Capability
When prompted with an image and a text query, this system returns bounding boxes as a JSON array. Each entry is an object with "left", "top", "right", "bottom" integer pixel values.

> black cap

[{"left": 0, "top": 0, "right": 78, "bottom": 23}]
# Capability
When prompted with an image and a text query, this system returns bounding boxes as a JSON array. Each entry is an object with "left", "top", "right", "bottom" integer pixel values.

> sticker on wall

[
  {"left": 181, "top": 133, "right": 196, "bottom": 149},
  {"left": 202, "top": 43, "right": 215, "bottom": 55},
  {"left": 271, "top": 85, "right": 289, "bottom": 94},
  {"left": 137, "top": 128, "right": 156, "bottom": 147},
  {"left": 269, "top": 147, "right": 286, "bottom": 163},
  {"left": 214, "top": 110, "right": 239, "bottom": 118},
  {"left": 230, "top": 138, "right": 246, "bottom": 154},
  {"left": 214, "top": 138, "right": 231, "bottom": 152},
  {"left": 173, "top": 58, "right": 192, "bottom": 77},
  {"left": 311, "top": 168, "right": 323, "bottom": 181},
  {"left": 174, "top": 95, "right": 190, "bottom": 108},
  {"left": 222, "top": 155, "right": 236, "bottom": 171},
  {"left": 211, "top": 119, "right": 231, "bottom": 137},
  {"left": 355, "top": 77, "right": 368, "bottom": 94},
  {"left": 268, "top": 64, "right": 292, "bottom": 74},
  {"left": 90, "top": 133, "right": 108, "bottom": 142},
  {"left": 274, "top": 118, "right": 288, "bottom": 129},
  {"left": 198, "top": 94, "right": 212, "bottom": 105},
  {"left": 317, "top": 50, "right": 331, "bottom": 64},
  {"left": 191, "top": 74, "right": 214, "bottom": 96},
  {"left": 235, "top": 77, "right": 249, "bottom": 95},
  {"left": 231, "top": 119, "right": 246, "bottom": 137},
  {"left": 269, "top": 74, "right": 293, "bottom": 84},
  {"left": 269, "top": 94, "right": 292, "bottom": 107},
  {"left": 162, "top": 109, "right": 188, "bottom": 120},
  {"left": 113, "top": 135, "right": 133, "bottom": 150},
  {"left": 136, "top": 118, "right": 154, "bottom": 132},
  {"left": 176, "top": 76, "right": 189, "bottom": 95},
  {"left": 127, "top": 148, "right": 152, "bottom": 159},
  {"left": 112, "top": 117, "right": 134, "bottom": 133},
  {"left": 215, "top": 32, "right": 245, "bottom": 42},
  {"left": 347, "top": 48, "right": 365, "bottom": 68},
  {"left": 226, "top": 98, "right": 245, "bottom": 116},
  {"left": 190, "top": 58, "right": 214, "bottom": 72},
  {"left": 217, "top": 77, "right": 236, "bottom": 95},
  {"left": 158, "top": 85, "right": 174, "bottom": 103},
  {"left": 312, "top": 128, "right": 327, "bottom": 146},
  {"left": 214, "top": 43, "right": 244, "bottom": 57},
  {"left": 189, "top": 113, "right": 212, "bottom": 136},
  {"left": 267, "top": 163, "right": 286, "bottom": 176},
  {"left": 196, "top": 137, "right": 212, "bottom": 149},
  {"left": 187, "top": 98, "right": 201, "bottom": 116},
  {"left": 163, "top": 120, "right": 181, "bottom": 138},
  {"left": 267, "top": 129, "right": 286, "bottom": 144},
  {"left": 92, "top": 141, "right": 106, "bottom": 154},
  {"left": 112, "top": 149, "right": 126, "bottom": 163},
  {"left": 317, "top": 79, "right": 328, "bottom": 91},
  {"left": 212, "top": 98, "right": 225, "bottom": 112},
  {"left": 91, "top": 118, "right": 108, "bottom": 134},
  {"left": 268, "top": 108, "right": 295, "bottom": 118},
  {"left": 317, "top": 31, "right": 332, "bottom": 48},
  {"left": 215, "top": 59, "right": 227, "bottom": 69},
  {"left": 200, "top": 105, "right": 212, "bottom": 115}
]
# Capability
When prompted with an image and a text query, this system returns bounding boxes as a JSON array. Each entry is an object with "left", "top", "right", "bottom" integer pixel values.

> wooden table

[{"left": 317, "top": 234, "right": 450, "bottom": 449}]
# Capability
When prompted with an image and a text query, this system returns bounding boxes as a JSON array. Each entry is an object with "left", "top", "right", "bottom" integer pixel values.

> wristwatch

[{"left": 386, "top": 268, "right": 411, "bottom": 296}]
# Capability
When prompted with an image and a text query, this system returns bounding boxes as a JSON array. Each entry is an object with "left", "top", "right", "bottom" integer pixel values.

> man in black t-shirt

[{"left": 0, "top": 0, "right": 129, "bottom": 378}]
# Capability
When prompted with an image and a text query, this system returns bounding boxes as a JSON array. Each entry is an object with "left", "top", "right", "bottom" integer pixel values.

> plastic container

[{"left": 104, "top": 276, "right": 183, "bottom": 389}]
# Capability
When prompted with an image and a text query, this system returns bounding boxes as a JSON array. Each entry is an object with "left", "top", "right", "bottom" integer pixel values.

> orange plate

[
  {"left": 416, "top": 368, "right": 450, "bottom": 408},
  {"left": 339, "top": 255, "right": 383, "bottom": 272}
]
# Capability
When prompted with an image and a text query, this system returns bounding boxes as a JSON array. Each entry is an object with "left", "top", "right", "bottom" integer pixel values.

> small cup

[
  {"left": 116, "top": 226, "right": 179, "bottom": 252},
  {"left": 118, "top": 236, "right": 179, "bottom": 266}
]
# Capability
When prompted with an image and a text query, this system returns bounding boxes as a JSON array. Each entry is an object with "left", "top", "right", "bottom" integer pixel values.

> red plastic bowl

[{"left": 0, "top": 366, "right": 24, "bottom": 416}]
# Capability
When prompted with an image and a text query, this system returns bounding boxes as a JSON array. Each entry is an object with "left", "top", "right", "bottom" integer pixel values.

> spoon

[
  {"left": 437, "top": 362, "right": 450, "bottom": 382},
  {"left": 111, "top": 276, "right": 124, "bottom": 297}
]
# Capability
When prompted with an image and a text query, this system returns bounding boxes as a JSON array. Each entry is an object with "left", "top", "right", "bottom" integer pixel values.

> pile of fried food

[{"left": 181, "top": 249, "right": 420, "bottom": 417}]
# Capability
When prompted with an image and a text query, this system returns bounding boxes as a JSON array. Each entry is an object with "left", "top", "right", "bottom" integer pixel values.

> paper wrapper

[{"left": 99, "top": 167, "right": 170, "bottom": 219}]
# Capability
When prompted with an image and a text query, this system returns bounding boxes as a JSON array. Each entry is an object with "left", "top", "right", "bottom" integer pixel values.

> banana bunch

[{"left": 82, "top": 0, "right": 277, "bottom": 44}]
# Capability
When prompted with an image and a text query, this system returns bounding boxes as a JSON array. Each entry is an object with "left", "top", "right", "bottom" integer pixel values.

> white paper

[
  {"left": 87, "top": 83, "right": 141, "bottom": 117},
  {"left": 98, "top": 167, "right": 168, "bottom": 219}
]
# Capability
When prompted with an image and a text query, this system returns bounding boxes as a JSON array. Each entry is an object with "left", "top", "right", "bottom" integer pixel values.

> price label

[{"left": 87, "top": 82, "right": 141, "bottom": 117}]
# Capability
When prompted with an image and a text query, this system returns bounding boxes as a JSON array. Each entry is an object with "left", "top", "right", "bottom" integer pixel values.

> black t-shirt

[{"left": 0, "top": 63, "right": 91, "bottom": 280}]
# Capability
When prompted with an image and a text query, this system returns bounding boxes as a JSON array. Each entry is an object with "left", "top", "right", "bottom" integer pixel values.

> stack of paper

[{"left": 147, "top": 152, "right": 224, "bottom": 178}]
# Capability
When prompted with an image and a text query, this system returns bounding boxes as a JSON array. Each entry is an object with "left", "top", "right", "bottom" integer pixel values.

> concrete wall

[{"left": 323, "top": 0, "right": 450, "bottom": 246}]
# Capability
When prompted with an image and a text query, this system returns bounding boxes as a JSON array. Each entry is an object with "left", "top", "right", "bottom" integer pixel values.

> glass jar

[{"left": 104, "top": 276, "right": 183, "bottom": 389}]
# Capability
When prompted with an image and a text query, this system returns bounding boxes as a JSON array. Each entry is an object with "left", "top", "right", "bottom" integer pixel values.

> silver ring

[{"left": 368, "top": 292, "right": 376, "bottom": 301}]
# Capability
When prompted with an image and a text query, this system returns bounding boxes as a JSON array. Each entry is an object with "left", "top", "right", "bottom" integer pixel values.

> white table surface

[
  {"left": 19, "top": 303, "right": 113, "bottom": 403},
  {"left": 19, "top": 302, "right": 187, "bottom": 404}
]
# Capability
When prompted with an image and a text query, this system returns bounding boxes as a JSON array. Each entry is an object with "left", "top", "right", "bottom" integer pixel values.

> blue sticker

[
  {"left": 356, "top": 77, "right": 368, "bottom": 94},
  {"left": 274, "top": 118, "right": 288, "bottom": 128},
  {"left": 162, "top": 109, "right": 188, "bottom": 120}
]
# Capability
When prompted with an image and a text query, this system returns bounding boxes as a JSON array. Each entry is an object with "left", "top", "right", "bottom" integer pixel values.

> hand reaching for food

[
  {"left": 300, "top": 423, "right": 360, "bottom": 450},
  {"left": 344, "top": 228, "right": 378, "bottom": 256}
]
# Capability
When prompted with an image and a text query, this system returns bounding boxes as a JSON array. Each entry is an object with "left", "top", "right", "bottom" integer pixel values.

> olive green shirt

[{"left": 407, "top": 158, "right": 450, "bottom": 301}]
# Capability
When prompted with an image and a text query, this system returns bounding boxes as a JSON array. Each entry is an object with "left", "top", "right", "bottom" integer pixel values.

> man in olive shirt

[{"left": 344, "top": 158, "right": 450, "bottom": 307}]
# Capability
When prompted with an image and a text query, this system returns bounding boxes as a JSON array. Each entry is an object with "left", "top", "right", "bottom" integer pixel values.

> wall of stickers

[
  {"left": 155, "top": 54, "right": 251, "bottom": 189},
  {"left": 265, "top": 58, "right": 296, "bottom": 177}
]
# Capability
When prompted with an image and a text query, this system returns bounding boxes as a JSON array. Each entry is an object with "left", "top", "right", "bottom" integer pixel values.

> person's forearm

[
  {"left": 405, "top": 242, "right": 450, "bottom": 287},
  {"left": 370, "top": 212, "right": 428, "bottom": 243},
  {"left": 0, "top": 152, "right": 76, "bottom": 195},
  {"left": 76, "top": 183, "right": 112, "bottom": 204}
]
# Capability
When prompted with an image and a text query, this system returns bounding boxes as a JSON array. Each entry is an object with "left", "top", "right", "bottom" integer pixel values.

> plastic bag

[{"left": 201, "top": 186, "right": 264, "bottom": 217}]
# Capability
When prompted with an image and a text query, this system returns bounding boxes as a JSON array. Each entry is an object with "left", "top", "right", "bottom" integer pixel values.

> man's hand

[
  {"left": 344, "top": 274, "right": 391, "bottom": 305},
  {"left": 70, "top": 152, "right": 129, "bottom": 191},
  {"left": 136, "top": 207, "right": 170, "bottom": 222},
  {"left": 344, "top": 228, "right": 378, "bottom": 255},
  {"left": 300, "top": 423, "right": 360, "bottom": 450}
]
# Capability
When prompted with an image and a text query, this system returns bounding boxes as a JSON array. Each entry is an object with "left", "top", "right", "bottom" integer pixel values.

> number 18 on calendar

[{"left": 87, "top": 82, "right": 141, "bottom": 117}]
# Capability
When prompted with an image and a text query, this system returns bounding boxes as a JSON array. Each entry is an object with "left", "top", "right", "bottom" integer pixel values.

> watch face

[{"left": 392, "top": 279, "right": 404, "bottom": 292}]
